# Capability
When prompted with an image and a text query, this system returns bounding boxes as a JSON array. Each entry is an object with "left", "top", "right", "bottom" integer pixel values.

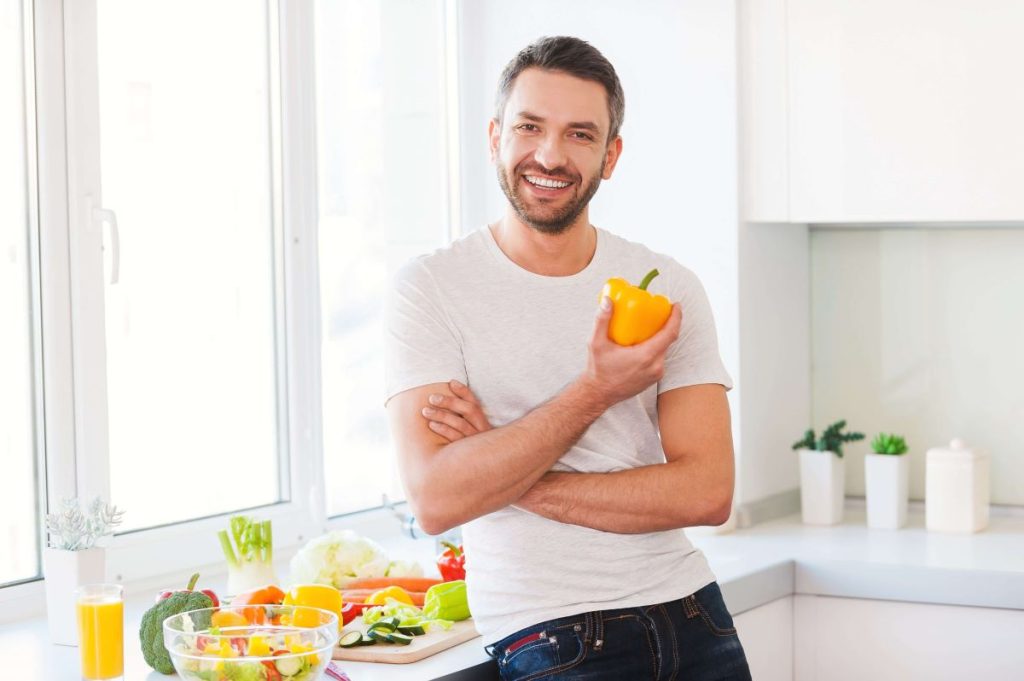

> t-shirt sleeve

[
  {"left": 658, "top": 264, "right": 734, "bottom": 394},
  {"left": 384, "top": 258, "right": 468, "bottom": 406}
]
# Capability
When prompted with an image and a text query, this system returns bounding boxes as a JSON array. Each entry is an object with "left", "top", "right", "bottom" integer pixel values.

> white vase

[
  {"left": 799, "top": 448, "right": 845, "bottom": 525},
  {"left": 865, "top": 453, "right": 909, "bottom": 529},
  {"left": 42, "top": 546, "right": 106, "bottom": 646}
]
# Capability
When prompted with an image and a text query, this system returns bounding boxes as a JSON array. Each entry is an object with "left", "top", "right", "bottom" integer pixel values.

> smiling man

[{"left": 385, "top": 37, "right": 752, "bottom": 680}]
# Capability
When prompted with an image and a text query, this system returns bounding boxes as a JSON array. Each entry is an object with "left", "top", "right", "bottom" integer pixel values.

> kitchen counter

[{"left": 5, "top": 506, "right": 1023, "bottom": 680}]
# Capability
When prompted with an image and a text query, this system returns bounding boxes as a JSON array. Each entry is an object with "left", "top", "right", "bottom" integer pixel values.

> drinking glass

[{"left": 76, "top": 584, "right": 124, "bottom": 680}]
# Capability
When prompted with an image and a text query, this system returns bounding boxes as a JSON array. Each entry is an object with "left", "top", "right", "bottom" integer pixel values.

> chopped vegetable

[
  {"left": 338, "top": 631, "right": 364, "bottom": 648},
  {"left": 422, "top": 580, "right": 471, "bottom": 622},
  {"left": 364, "top": 586, "right": 414, "bottom": 606},
  {"left": 218, "top": 515, "right": 278, "bottom": 596}
]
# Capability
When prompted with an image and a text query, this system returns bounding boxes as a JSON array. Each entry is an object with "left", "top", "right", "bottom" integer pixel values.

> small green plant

[
  {"left": 870, "top": 432, "right": 908, "bottom": 455},
  {"left": 792, "top": 420, "right": 865, "bottom": 458},
  {"left": 45, "top": 497, "right": 124, "bottom": 550}
]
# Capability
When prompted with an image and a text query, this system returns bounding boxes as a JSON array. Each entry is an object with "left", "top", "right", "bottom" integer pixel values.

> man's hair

[{"left": 494, "top": 36, "right": 625, "bottom": 144}]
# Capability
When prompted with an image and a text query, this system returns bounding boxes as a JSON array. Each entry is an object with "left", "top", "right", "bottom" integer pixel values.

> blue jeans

[{"left": 484, "top": 582, "right": 752, "bottom": 681}]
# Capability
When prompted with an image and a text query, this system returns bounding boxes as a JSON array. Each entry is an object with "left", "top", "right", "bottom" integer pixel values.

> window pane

[
  {"left": 316, "top": 0, "right": 451, "bottom": 516},
  {"left": 98, "top": 0, "right": 282, "bottom": 531},
  {"left": 0, "top": 0, "right": 40, "bottom": 585}
]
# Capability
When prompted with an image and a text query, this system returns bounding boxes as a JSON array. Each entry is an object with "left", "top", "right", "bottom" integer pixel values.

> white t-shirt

[{"left": 384, "top": 225, "right": 734, "bottom": 646}]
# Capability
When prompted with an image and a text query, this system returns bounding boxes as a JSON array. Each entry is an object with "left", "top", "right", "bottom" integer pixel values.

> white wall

[
  {"left": 456, "top": 0, "right": 745, "bottom": 496},
  {"left": 811, "top": 228, "right": 1024, "bottom": 505}
]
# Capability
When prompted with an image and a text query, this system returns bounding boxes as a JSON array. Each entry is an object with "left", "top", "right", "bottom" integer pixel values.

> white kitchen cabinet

[
  {"left": 792, "top": 595, "right": 1024, "bottom": 680},
  {"left": 734, "top": 596, "right": 794, "bottom": 681},
  {"left": 787, "top": 0, "right": 1024, "bottom": 222}
]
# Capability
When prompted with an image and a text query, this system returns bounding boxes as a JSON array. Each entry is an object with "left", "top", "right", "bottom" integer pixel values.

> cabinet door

[
  {"left": 788, "top": 0, "right": 1024, "bottom": 222},
  {"left": 733, "top": 596, "right": 793, "bottom": 681},
  {"left": 793, "top": 595, "right": 1024, "bottom": 680}
]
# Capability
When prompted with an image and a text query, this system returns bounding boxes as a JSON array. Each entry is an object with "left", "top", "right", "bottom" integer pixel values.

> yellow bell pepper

[
  {"left": 282, "top": 584, "right": 343, "bottom": 632},
  {"left": 247, "top": 635, "right": 270, "bottom": 657},
  {"left": 364, "top": 586, "right": 414, "bottom": 606},
  {"left": 601, "top": 268, "right": 673, "bottom": 346}
]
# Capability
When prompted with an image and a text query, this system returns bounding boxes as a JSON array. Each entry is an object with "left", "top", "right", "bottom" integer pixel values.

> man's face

[{"left": 490, "top": 68, "right": 622, "bottom": 235}]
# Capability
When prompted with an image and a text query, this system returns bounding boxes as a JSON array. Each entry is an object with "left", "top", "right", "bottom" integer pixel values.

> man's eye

[
  {"left": 572, "top": 132, "right": 594, "bottom": 141},
  {"left": 517, "top": 124, "right": 538, "bottom": 132}
]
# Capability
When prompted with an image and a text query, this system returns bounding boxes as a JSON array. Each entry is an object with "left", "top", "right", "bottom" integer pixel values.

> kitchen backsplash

[{"left": 810, "top": 227, "right": 1024, "bottom": 505}]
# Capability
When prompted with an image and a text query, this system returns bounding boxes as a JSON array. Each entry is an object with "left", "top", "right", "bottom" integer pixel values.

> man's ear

[
  {"left": 602, "top": 135, "right": 624, "bottom": 180},
  {"left": 488, "top": 118, "right": 501, "bottom": 162}
]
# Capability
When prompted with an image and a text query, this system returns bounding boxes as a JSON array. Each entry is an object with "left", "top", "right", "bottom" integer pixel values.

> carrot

[
  {"left": 342, "top": 589, "right": 427, "bottom": 606},
  {"left": 344, "top": 576, "right": 443, "bottom": 592}
]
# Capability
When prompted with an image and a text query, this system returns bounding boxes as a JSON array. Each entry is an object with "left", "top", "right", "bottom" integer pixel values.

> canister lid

[{"left": 926, "top": 438, "right": 987, "bottom": 462}]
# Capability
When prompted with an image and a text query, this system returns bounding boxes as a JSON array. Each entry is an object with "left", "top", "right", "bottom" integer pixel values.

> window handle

[{"left": 91, "top": 204, "right": 121, "bottom": 285}]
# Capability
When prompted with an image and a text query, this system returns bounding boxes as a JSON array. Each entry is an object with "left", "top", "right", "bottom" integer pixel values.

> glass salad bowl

[{"left": 164, "top": 604, "right": 339, "bottom": 681}]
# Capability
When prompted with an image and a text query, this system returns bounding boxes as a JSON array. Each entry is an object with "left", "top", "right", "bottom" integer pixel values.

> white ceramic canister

[{"left": 925, "top": 438, "right": 989, "bottom": 533}]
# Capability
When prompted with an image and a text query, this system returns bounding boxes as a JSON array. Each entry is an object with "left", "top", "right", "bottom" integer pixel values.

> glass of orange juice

[{"left": 75, "top": 584, "right": 124, "bottom": 681}]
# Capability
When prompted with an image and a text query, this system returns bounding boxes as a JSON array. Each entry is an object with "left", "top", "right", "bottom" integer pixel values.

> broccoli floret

[{"left": 140, "top": 590, "right": 213, "bottom": 674}]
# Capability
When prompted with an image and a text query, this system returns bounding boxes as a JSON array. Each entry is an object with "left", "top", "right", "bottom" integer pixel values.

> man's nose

[{"left": 533, "top": 134, "right": 568, "bottom": 172}]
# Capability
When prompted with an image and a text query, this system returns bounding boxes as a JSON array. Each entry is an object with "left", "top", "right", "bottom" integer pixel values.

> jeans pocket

[
  {"left": 499, "top": 625, "right": 587, "bottom": 681},
  {"left": 688, "top": 582, "right": 738, "bottom": 637}
]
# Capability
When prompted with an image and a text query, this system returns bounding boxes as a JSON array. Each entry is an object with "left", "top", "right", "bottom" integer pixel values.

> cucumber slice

[
  {"left": 367, "top": 620, "right": 396, "bottom": 633},
  {"left": 275, "top": 656, "right": 303, "bottom": 676},
  {"left": 397, "top": 625, "right": 426, "bottom": 636},
  {"left": 367, "top": 628, "right": 392, "bottom": 642},
  {"left": 386, "top": 632, "right": 414, "bottom": 645},
  {"left": 358, "top": 634, "right": 377, "bottom": 646},
  {"left": 339, "top": 631, "right": 364, "bottom": 648}
]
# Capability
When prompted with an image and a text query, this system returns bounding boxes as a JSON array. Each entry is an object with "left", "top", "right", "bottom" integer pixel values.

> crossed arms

[{"left": 385, "top": 300, "right": 735, "bottom": 536}]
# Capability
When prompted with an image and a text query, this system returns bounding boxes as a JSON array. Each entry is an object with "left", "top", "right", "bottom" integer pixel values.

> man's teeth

[{"left": 525, "top": 175, "right": 571, "bottom": 189}]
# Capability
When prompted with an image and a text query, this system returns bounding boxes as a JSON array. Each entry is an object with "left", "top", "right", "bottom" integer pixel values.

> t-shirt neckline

[{"left": 481, "top": 223, "right": 607, "bottom": 286}]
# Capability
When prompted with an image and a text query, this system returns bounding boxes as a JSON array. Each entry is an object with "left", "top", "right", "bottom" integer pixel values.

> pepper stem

[
  {"left": 441, "top": 540, "right": 462, "bottom": 557},
  {"left": 185, "top": 572, "right": 200, "bottom": 591},
  {"left": 638, "top": 268, "right": 660, "bottom": 291}
]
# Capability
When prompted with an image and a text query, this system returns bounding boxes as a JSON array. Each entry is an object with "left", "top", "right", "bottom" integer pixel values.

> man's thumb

[{"left": 592, "top": 296, "right": 614, "bottom": 341}]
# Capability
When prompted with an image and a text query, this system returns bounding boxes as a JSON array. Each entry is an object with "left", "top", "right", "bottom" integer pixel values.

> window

[
  {"left": 90, "top": 0, "right": 284, "bottom": 531},
  {"left": 0, "top": 0, "right": 41, "bottom": 588},
  {"left": 315, "top": 0, "right": 458, "bottom": 517}
]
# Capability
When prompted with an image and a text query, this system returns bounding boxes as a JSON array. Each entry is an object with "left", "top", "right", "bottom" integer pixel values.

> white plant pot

[
  {"left": 42, "top": 547, "right": 106, "bottom": 646},
  {"left": 799, "top": 448, "right": 845, "bottom": 525},
  {"left": 865, "top": 453, "right": 910, "bottom": 529}
]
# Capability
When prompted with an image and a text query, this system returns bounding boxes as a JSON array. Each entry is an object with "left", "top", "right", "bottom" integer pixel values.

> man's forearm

[
  {"left": 414, "top": 379, "right": 608, "bottom": 534},
  {"left": 515, "top": 462, "right": 731, "bottom": 534}
]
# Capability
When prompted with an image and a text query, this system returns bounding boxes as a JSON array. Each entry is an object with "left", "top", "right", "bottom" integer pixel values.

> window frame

[
  {"left": 52, "top": 0, "right": 327, "bottom": 584},
  {"left": 2, "top": 0, "right": 462, "bottom": 619}
]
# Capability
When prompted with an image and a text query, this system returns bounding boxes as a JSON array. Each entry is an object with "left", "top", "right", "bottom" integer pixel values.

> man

[{"left": 385, "top": 36, "right": 752, "bottom": 680}]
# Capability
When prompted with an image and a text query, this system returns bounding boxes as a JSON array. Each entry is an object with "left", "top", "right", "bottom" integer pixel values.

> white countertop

[{"left": 5, "top": 507, "right": 1023, "bottom": 681}]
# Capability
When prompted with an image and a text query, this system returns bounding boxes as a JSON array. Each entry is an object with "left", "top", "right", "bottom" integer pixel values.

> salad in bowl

[{"left": 163, "top": 604, "right": 339, "bottom": 681}]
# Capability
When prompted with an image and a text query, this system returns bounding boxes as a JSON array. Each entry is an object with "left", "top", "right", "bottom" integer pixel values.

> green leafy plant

[
  {"left": 792, "top": 420, "right": 865, "bottom": 458},
  {"left": 870, "top": 432, "right": 908, "bottom": 455},
  {"left": 45, "top": 497, "right": 124, "bottom": 550}
]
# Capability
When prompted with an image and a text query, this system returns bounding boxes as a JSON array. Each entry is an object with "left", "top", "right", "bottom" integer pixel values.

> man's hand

[
  {"left": 581, "top": 296, "right": 683, "bottom": 409},
  {"left": 421, "top": 299, "right": 683, "bottom": 441},
  {"left": 420, "top": 379, "right": 492, "bottom": 442}
]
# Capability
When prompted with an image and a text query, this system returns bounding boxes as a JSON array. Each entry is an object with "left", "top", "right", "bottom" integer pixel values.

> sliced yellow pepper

[
  {"left": 364, "top": 586, "right": 414, "bottom": 607},
  {"left": 601, "top": 268, "right": 673, "bottom": 346},
  {"left": 247, "top": 635, "right": 270, "bottom": 657}
]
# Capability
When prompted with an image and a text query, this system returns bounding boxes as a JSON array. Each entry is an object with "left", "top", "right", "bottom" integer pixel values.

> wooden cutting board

[{"left": 331, "top": 618, "right": 480, "bottom": 664}]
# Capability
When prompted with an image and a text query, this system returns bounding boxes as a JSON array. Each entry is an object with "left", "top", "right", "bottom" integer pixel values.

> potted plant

[
  {"left": 43, "top": 497, "right": 124, "bottom": 645},
  {"left": 865, "top": 433, "right": 910, "bottom": 529},
  {"left": 792, "top": 421, "right": 864, "bottom": 525}
]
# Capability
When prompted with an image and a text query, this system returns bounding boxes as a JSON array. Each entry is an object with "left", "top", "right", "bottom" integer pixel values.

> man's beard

[{"left": 496, "top": 158, "right": 605, "bottom": 235}]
